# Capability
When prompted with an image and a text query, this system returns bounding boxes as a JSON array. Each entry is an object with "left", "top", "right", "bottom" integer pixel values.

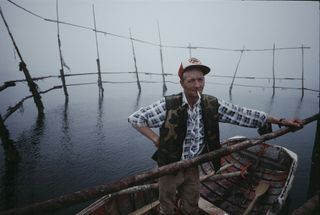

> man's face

[{"left": 180, "top": 69, "right": 205, "bottom": 99}]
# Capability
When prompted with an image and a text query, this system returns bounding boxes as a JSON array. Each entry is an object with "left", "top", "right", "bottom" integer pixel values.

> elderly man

[{"left": 128, "top": 58, "right": 303, "bottom": 215}]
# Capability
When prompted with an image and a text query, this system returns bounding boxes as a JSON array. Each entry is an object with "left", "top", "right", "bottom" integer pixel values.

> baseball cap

[{"left": 178, "top": 58, "right": 211, "bottom": 79}]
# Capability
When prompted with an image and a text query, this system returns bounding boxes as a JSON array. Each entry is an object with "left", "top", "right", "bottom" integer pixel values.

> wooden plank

[{"left": 199, "top": 197, "right": 227, "bottom": 215}]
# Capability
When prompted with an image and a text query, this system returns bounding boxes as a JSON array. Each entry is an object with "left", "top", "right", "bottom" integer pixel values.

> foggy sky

[{"left": 0, "top": 0, "right": 319, "bottom": 91}]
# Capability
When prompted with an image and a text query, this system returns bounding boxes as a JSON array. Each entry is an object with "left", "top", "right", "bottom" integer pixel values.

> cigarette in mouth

[{"left": 197, "top": 91, "right": 201, "bottom": 99}]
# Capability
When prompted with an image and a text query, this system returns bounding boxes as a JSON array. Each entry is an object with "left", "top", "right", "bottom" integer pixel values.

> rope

[
  {"left": 5, "top": 0, "right": 311, "bottom": 52},
  {"left": 2, "top": 74, "right": 319, "bottom": 93},
  {"left": 7, "top": 0, "right": 45, "bottom": 19}
]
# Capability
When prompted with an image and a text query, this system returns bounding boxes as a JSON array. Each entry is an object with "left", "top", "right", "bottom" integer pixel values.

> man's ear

[{"left": 180, "top": 78, "right": 183, "bottom": 86}]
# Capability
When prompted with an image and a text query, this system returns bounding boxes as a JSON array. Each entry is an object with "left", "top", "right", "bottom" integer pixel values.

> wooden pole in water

[
  {"left": 188, "top": 42, "right": 192, "bottom": 58},
  {"left": 306, "top": 115, "right": 320, "bottom": 201},
  {"left": 0, "top": 7, "right": 44, "bottom": 115},
  {"left": 229, "top": 47, "right": 245, "bottom": 94},
  {"left": 272, "top": 43, "right": 276, "bottom": 96},
  {"left": 92, "top": 4, "right": 104, "bottom": 96},
  {"left": 301, "top": 44, "right": 305, "bottom": 97},
  {"left": 1, "top": 113, "right": 318, "bottom": 215},
  {"left": 129, "top": 29, "right": 141, "bottom": 92},
  {"left": 311, "top": 116, "right": 320, "bottom": 164},
  {"left": 56, "top": 0, "right": 69, "bottom": 100},
  {"left": 157, "top": 21, "right": 167, "bottom": 94}
]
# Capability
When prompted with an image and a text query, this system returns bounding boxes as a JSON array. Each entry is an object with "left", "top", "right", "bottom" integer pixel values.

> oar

[
  {"left": 242, "top": 182, "right": 270, "bottom": 215},
  {"left": 105, "top": 163, "right": 235, "bottom": 199}
]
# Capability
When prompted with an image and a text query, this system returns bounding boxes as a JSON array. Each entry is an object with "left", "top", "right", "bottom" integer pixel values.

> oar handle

[{"left": 242, "top": 196, "right": 258, "bottom": 215}]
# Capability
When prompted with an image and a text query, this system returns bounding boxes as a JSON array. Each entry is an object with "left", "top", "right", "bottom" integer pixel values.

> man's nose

[{"left": 195, "top": 80, "right": 201, "bottom": 88}]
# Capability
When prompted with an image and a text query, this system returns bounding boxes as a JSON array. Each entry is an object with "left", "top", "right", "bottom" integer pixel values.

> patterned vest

[{"left": 152, "top": 93, "right": 221, "bottom": 170}]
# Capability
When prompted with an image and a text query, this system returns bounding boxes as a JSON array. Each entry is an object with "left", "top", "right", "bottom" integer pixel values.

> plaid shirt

[{"left": 128, "top": 93, "right": 267, "bottom": 160}]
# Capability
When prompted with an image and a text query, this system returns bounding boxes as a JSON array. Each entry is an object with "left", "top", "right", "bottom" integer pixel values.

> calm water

[{"left": 0, "top": 82, "right": 318, "bottom": 214}]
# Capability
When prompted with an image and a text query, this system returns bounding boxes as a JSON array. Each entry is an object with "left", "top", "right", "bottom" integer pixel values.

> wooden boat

[{"left": 77, "top": 136, "right": 298, "bottom": 215}]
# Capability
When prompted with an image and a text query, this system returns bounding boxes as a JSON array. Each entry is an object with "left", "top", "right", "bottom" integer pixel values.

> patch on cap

[{"left": 188, "top": 58, "right": 201, "bottom": 64}]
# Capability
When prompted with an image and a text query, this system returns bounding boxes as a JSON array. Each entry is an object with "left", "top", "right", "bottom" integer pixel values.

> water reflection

[
  {"left": 294, "top": 97, "right": 303, "bottom": 117},
  {"left": 1, "top": 114, "right": 45, "bottom": 209},
  {"left": 95, "top": 95, "right": 107, "bottom": 151},
  {"left": 267, "top": 95, "right": 275, "bottom": 114},
  {"left": 0, "top": 115, "right": 20, "bottom": 163},
  {"left": 61, "top": 100, "right": 72, "bottom": 152},
  {"left": 96, "top": 95, "right": 105, "bottom": 139},
  {"left": 98, "top": 94, "right": 103, "bottom": 121},
  {"left": 28, "top": 113, "right": 45, "bottom": 147},
  {"left": 0, "top": 116, "right": 20, "bottom": 210},
  {"left": 1, "top": 158, "right": 19, "bottom": 210}
]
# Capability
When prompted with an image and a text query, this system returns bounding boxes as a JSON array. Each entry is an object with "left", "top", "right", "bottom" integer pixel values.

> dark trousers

[{"left": 159, "top": 167, "right": 200, "bottom": 215}]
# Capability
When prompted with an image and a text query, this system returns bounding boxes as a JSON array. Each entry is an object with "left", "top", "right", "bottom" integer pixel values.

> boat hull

[{"left": 77, "top": 139, "right": 297, "bottom": 215}]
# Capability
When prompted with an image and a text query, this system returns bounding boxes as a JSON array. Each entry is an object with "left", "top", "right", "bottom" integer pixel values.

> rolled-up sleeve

[
  {"left": 128, "top": 98, "right": 166, "bottom": 128},
  {"left": 218, "top": 99, "right": 267, "bottom": 128}
]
